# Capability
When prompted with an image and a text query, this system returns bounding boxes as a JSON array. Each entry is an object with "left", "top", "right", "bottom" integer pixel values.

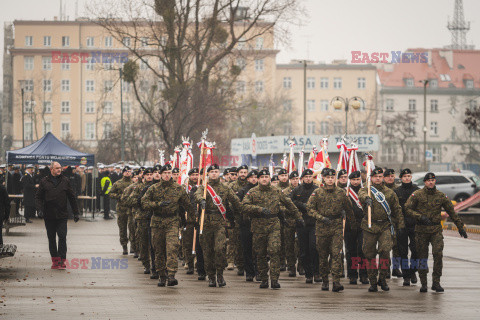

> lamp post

[
  {"left": 330, "top": 96, "right": 364, "bottom": 135},
  {"left": 19, "top": 80, "right": 25, "bottom": 147},
  {"left": 119, "top": 68, "right": 125, "bottom": 162},
  {"left": 293, "top": 60, "right": 307, "bottom": 135},
  {"left": 420, "top": 79, "right": 429, "bottom": 171}
]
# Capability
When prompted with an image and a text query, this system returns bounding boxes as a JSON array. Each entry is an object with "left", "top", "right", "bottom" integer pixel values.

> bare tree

[{"left": 383, "top": 113, "right": 417, "bottom": 168}]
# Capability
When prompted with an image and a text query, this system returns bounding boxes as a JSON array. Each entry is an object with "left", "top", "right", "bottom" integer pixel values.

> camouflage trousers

[
  {"left": 284, "top": 221, "right": 298, "bottom": 269},
  {"left": 280, "top": 222, "right": 286, "bottom": 266},
  {"left": 136, "top": 219, "right": 151, "bottom": 269},
  {"left": 182, "top": 223, "right": 195, "bottom": 269},
  {"left": 227, "top": 222, "right": 244, "bottom": 269},
  {"left": 117, "top": 210, "right": 129, "bottom": 247},
  {"left": 317, "top": 226, "right": 344, "bottom": 282},
  {"left": 416, "top": 231, "right": 444, "bottom": 284},
  {"left": 200, "top": 215, "right": 227, "bottom": 278},
  {"left": 151, "top": 218, "right": 180, "bottom": 277},
  {"left": 391, "top": 225, "right": 400, "bottom": 270},
  {"left": 226, "top": 227, "right": 235, "bottom": 264},
  {"left": 128, "top": 213, "right": 137, "bottom": 252},
  {"left": 362, "top": 228, "right": 393, "bottom": 285},
  {"left": 253, "top": 221, "right": 281, "bottom": 281}
]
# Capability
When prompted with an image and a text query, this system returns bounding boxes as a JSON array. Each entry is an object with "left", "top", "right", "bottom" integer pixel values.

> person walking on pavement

[
  {"left": 35, "top": 162, "right": 79, "bottom": 269},
  {"left": 21, "top": 164, "right": 36, "bottom": 222}
]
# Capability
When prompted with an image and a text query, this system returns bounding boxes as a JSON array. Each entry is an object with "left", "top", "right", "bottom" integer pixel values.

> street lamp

[
  {"left": 18, "top": 80, "right": 26, "bottom": 147},
  {"left": 420, "top": 79, "right": 429, "bottom": 171},
  {"left": 330, "top": 96, "right": 364, "bottom": 135},
  {"left": 293, "top": 60, "right": 308, "bottom": 135},
  {"left": 108, "top": 67, "right": 125, "bottom": 161}
]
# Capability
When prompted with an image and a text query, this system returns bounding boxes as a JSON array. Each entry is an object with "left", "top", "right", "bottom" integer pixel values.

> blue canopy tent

[{"left": 6, "top": 132, "right": 94, "bottom": 166}]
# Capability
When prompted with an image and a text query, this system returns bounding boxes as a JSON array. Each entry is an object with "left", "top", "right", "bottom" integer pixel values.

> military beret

[
  {"left": 321, "top": 168, "right": 329, "bottom": 176},
  {"left": 172, "top": 167, "right": 180, "bottom": 173},
  {"left": 289, "top": 171, "right": 299, "bottom": 179},
  {"left": 257, "top": 169, "right": 270, "bottom": 178},
  {"left": 153, "top": 164, "right": 162, "bottom": 172},
  {"left": 349, "top": 171, "right": 361, "bottom": 179},
  {"left": 228, "top": 167, "right": 237, "bottom": 173},
  {"left": 237, "top": 165, "right": 248, "bottom": 172},
  {"left": 140, "top": 166, "right": 145, "bottom": 171},
  {"left": 247, "top": 170, "right": 259, "bottom": 179},
  {"left": 323, "top": 168, "right": 336, "bottom": 177},
  {"left": 271, "top": 175, "right": 279, "bottom": 182},
  {"left": 122, "top": 166, "right": 131, "bottom": 173},
  {"left": 384, "top": 168, "right": 395, "bottom": 176},
  {"left": 372, "top": 167, "right": 384, "bottom": 175},
  {"left": 144, "top": 167, "right": 153, "bottom": 174},
  {"left": 337, "top": 169, "right": 347, "bottom": 178},
  {"left": 399, "top": 168, "right": 412, "bottom": 178},
  {"left": 188, "top": 168, "right": 199, "bottom": 175},
  {"left": 278, "top": 168, "right": 288, "bottom": 175},
  {"left": 423, "top": 172, "right": 436, "bottom": 181},
  {"left": 301, "top": 169, "right": 314, "bottom": 178},
  {"left": 207, "top": 164, "right": 220, "bottom": 172},
  {"left": 161, "top": 164, "right": 172, "bottom": 173},
  {"left": 223, "top": 169, "right": 229, "bottom": 175}
]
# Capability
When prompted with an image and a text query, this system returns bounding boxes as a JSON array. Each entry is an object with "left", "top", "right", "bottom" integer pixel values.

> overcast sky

[{"left": 1, "top": 0, "right": 479, "bottom": 87}]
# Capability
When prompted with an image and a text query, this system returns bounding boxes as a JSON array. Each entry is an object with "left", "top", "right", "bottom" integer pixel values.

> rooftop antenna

[
  {"left": 59, "top": 0, "right": 62, "bottom": 21},
  {"left": 75, "top": 0, "right": 78, "bottom": 19},
  {"left": 446, "top": 0, "right": 474, "bottom": 50}
]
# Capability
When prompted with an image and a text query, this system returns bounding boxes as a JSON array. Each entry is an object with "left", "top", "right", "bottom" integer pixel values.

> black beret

[
  {"left": 172, "top": 167, "right": 180, "bottom": 173},
  {"left": 207, "top": 164, "right": 220, "bottom": 172},
  {"left": 144, "top": 167, "right": 154, "bottom": 174},
  {"left": 161, "top": 164, "right": 172, "bottom": 173},
  {"left": 140, "top": 166, "right": 145, "bottom": 171},
  {"left": 122, "top": 166, "right": 131, "bottom": 173},
  {"left": 399, "top": 168, "right": 412, "bottom": 178},
  {"left": 323, "top": 168, "right": 336, "bottom": 177},
  {"left": 424, "top": 172, "right": 436, "bottom": 181},
  {"left": 237, "top": 165, "right": 248, "bottom": 172},
  {"left": 278, "top": 168, "right": 288, "bottom": 175},
  {"left": 228, "top": 167, "right": 237, "bottom": 173},
  {"left": 337, "top": 169, "right": 347, "bottom": 178},
  {"left": 257, "top": 169, "right": 270, "bottom": 178},
  {"left": 372, "top": 167, "right": 384, "bottom": 175},
  {"left": 271, "top": 175, "right": 279, "bottom": 182},
  {"left": 153, "top": 164, "right": 162, "bottom": 172},
  {"left": 247, "top": 170, "right": 259, "bottom": 179},
  {"left": 349, "top": 171, "right": 361, "bottom": 179},
  {"left": 188, "top": 168, "right": 199, "bottom": 175},
  {"left": 301, "top": 169, "right": 314, "bottom": 178},
  {"left": 384, "top": 168, "right": 395, "bottom": 176},
  {"left": 289, "top": 171, "right": 299, "bottom": 179},
  {"left": 223, "top": 169, "right": 229, "bottom": 175},
  {"left": 321, "top": 168, "right": 329, "bottom": 176}
]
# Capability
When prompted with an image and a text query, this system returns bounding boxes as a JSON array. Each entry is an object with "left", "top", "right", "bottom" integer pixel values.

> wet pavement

[{"left": 1, "top": 217, "right": 479, "bottom": 319}]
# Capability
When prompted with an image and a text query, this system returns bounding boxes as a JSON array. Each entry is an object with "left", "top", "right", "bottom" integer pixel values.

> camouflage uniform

[
  {"left": 385, "top": 182, "right": 400, "bottom": 275},
  {"left": 228, "top": 178, "right": 247, "bottom": 271},
  {"left": 108, "top": 176, "right": 133, "bottom": 249},
  {"left": 122, "top": 181, "right": 140, "bottom": 253},
  {"left": 277, "top": 181, "right": 290, "bottom": 268},
  {"left": 306, "top": 185, "right": 355, "bottom": 283},
  {"left": 181, "top": 182, "right": 196, "bottom": 271},
  {"left": 242, "top": 183, "right": 302, "bottom": 282},
  {"left": 358, "top": 183, "right": 404, "bottom": 286},
  {"left": 281, "top": 183, "right": 298, "bottom": 272},
  {"left": 405, "top": 186, "right": 465, "bottom": 286},
  {"left": 141, "top": 179, "right": 193, "bottom": 277}
]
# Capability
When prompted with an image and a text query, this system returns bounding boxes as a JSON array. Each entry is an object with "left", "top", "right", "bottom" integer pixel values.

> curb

[{"left": 443, "top": 221, "right": 480, "bottom": 234}]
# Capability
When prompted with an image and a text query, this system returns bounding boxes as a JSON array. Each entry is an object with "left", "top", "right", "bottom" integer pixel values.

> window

[
  {"left": 283, "top": 100, "right": 292, "bottom": 112},
  {"left": 62, "top": 36, "right": 70, "bottom": 47},
  {"left": 61, "top": 79, "right": 70, "bottom": 92},
  {"left": 85, "top": 57, "right": 95, "bottom": 71},
  {"left": 24, "top": 100, "right": 33, "bottom": 113},
  {"left": 318, "top": 100, "right": 328, "bottom": 112},
  {"left": 431, "top": 147, "right": 441, "bottom": 163},
  {"left": 254, "top": 80, "right": 264, "bottom": 93},
  {"left": 140, "top": 59, "right": 148, "bottom": 70},
  {"left": 43, "top": 36, "right": 51, "bottom": 47},
  {"left": 43, "top": 101, "right": 52, "bottom": 113},
  {"left": 140, "top": 37, "right": 149, "bottom": 47},
  {"left": 104, "top": 101, "right": 113, "bottom": 114},
  {"left": 61, "top": 122, "right": 70, "bottom": 139},
  {"left": 357, "top": 77, "right": 366, "bottom": 89},
  {"left": 307, "top": 99, "right": 315, "bottom": 112},
  {"left": 62, "top": 61, "right": 70, "bottom": 70},
  {"left": 105, "top": 36, "right": 113, "bottom": 47},
  {"left": 333, "top": 121, "right": 343, "bottom": 134},
  {"left": 236, "top": 81, "right": 245, "bottom": 94},
  {"left": 358, "top": 121, "right": 366, "bottom": 134},
  {"left": 86, "top": 80, "right": 95, "bottom": 92},
  {"left": 408, "top": 147, "right": 418, "bottom": 162},
  {"left": 104, "top": 80, "right": 113, "bottom": 92},
  {"left": 386, "top": 99, "right": 394, "bottom": 111},
  {"left": 430, "top": 99, "right": 438, "bottom": 112},
  {"left": 103, "top": 62, "right": 113, "bottom": 70},
  {"left": 408, "top": 99, "right": 416, "bottom": 112},
  {"left": 42, "top": 57, "right": 52, "bottom": 70},
  {"left": 430, "top": 79, "right": 438, "bottom": 88},
  {"left": 307, "top": 121, "right": 315, "bottom": 134},
  {"left": 122, "top": 37, "right": 130, "bottom": 47},
  {"left": 407, "top": 121, "right": 416, "bottom": 136},
  {"left": 320, "top": 121, "right": 329, "bottom": 135},
  {"left": 430, "top": 121, "right": 438, "bottom": 136},
  {"left": 24, "top": 122, "right": 33, "bottom": 140},
  {"left": 25, "top": 36, "right": 33, "bottom": 46},
  {"left": 333, "top": 77, "right": 342, "bottom": 89},
  {"left": 85, "top": 101, "right": 95, "bottom": 113},
  {"left": 85, "top": 123, "right": 95, "bottom": 140},
  {"left": 43, "top": 122, "right": 51, "bottom": 135},
  {"left": 382, "top": 146, "right": 397, "bottom": 162},
  {"left": 103, "top": 122, "right": 112, "bottom": 139},
  {"left": 140, "top": 80, "right": 149, "bottom": 92},
  {"left": 405, "top": 78, "right": 414, "bottom": 87},
  {"left": 283, "top": 77, "right": 292, "bottom": 89},
  {"left": 86, "top": 37, "right": 94, "bottom": 47},
  {"left": 236, "top": 58, "right": 246, "bottom": 70},
  {"left": 61, "top": 101, "right": 70, "bottom": 113},
  {"left": 43, "top": 79, "right": 52, "bottom": 92},
  {"left": 320, "top": 77, "right": 328, "bottom": 89},
  {"left": 237, "top": 38, "right": 246, "bottom": 49},
  {"left": 156, "top": 81, "right": 165, "bottom": 91},
  {"left": 23, "top": 80, "right": 34, "bottom": 92},
  {"left": 283, "top": 122, "right": 292, "bottom": 135},
  {"left": 307, "top": 77, "right": 315, "bottom": 89},
  {"left": 466, "top": 80, "right": 474, "bottom": 89},
  {"left": 122, "top": 82, "right": 131, "bottom": 93},
  {"left": 24, "top": 57, "right": 34, "bottom": 70},
  {"left": 255, "top": 59, "right": 264, "bottom": 72},
  {"left": 160, "top": 36, "right": 167, "bottom": 46},
  {"left": 122, "top": 101, "right": 131, "bottom": 114},
  {"left": 255, "top": 37, "right": 264, "bottom": 49}
]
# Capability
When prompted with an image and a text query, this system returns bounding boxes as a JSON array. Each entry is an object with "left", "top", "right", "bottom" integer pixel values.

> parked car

[{"left": 411, "top": 171, "right": 478, "bottom": 203}]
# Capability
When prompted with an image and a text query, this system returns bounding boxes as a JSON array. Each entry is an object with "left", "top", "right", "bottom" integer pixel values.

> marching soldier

[
  {"left": 121, "top": 170, "right": 142, "bottom": 258},
  {"left": 242, "top": 169, "right": 304, "bottom": 289},
  {"left": 182, "top": 168, "right": 199, "bottom": 275},
  {"left": 172, "top": 167, "right": 180, "bottom": 183},
  {"left": 306, "top": 168, "right": 356, "bottom": 291},
  {"left": 222, "top": 168, "right": 230, "bottom": 184},
  {"left": 271, "top": 175, "right": 279, "bottom": 187},
  {"left": 284, "top": 171, "right": 299, "bottom": 277},
  {"left": 406, "top": 172, "right": 468, "bottom": 292},
  {"left": 384, "top": 168, "right": 402, "bottom": 278},
  {"left": 337, "top": 169, "right": 348, "bottom": 189},
  {"left": 21, "top": 164, "right": 36, "bottom": 222},
  {"left": 108, "top": 166, "right": 133, "bottom": 254},
  {"left": 277, "top": 168, "right": 290, "bottom": 272},
  {"left": 141, "top": 164, "right": 194, "bottom": 287},
  {"left": 358, "top": 167, "right": 405, "bottom": 292}
]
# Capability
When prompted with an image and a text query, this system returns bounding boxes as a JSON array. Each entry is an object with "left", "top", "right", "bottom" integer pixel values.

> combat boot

[
  {"left": 378, "top": 279, "right": 389, "bottom": 291},
  {"left": 237, "top": 268, "right": 245, "bottom": 276},
  {"left": 246, "top": 275, "right": 254, "bottom": 282},
  {"left": 255, "top": 274, "right": 261, "bottom": 282},
  {"left": 227, "top": 263, "right": 234, "bottom": 270},
  {"left": 122, "top": 245, "right": 128, "bottom": 255},
  {"left": 133, "top": 252, "right": 139, "bottom": 259},
  {"left": 368, "top": 284, "right": 378, "bottom": 292},
  {"left": 259, "top": 280, "right": 269, "bottom": 289},
  {"left": 392, "top": 268, "right": 403, "bottom": 278},
  {"left": 321, "top": 278, "right": 329, "bottom": 291},
  {"left": 411, "top": 272, "right": 418, "bottom": 284},
  {"left": 198, "top": 274, "right": 206, "bottom": 281},
  {"left": 143, "top": 268, "right": 151, "bottom": 274},
  {"left": 280, "top": 264, "right": 286, "bottom": 272},
  {"left": 167, "top": 275, "right": 178, "bottom": 286},
  {"left": 360, "top": 276, "right": 369, "bottom": 284},
  {"left": 288, "top": 267, "right": 296, "bottom": 277},
  {"left": 157, "top": 276, "right": 167, "bottom": 287},
  {"left": 349, "top": 278, "right": 357, "bottom": 285},
  {"left": 431, "top": 282, "right": 444, "bottom": 292},
  {"left": 186, "top": 266, "right": 194, "bottom": 275},
  {"left": 332, "top": 282, "right": 344, "bottom": 292},
  {"left": 420, "top": 284, "right": 428, "bottom": 292},
  {"left": 403, "top": 278, "right": 411, "bottom": 286},
  {"left": 314, "top": 274, "right": 322, "bottom": 283},
  {"left": 217, "top": 274, "right": 226, "bottom": 287},
  {"left": 208, "top": 276, "right": 217, "bottom": 287},
  {"left": 298, "top": 265, "right": 305, "bottom": 275},
  {"left": 271, "top": 280, "right": 281, "bottom": 289},
  {"left": 306, "top": 277, "right": 313, "bottom": 284},
  {"left": 150, "top": 271, "right": 159, "bottom": 279}
]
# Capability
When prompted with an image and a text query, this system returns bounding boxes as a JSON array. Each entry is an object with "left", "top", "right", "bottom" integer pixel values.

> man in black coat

[
  {"left": 21, "top": 164, "right": 36, "bottom": 222},
  {"left": 12, "top": 166, "right": 22, "bottom": 215},
  {"left": 0, "top": 183, "right": 11, "bottom": 245},
  {"left": 35, "top": 162, "right": 80, "bottom": 269}
]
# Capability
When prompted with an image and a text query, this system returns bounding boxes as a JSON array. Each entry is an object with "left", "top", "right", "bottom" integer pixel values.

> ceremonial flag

[
  {"left": 288, "top": 139, "right": 296, "bottom": 173},
  {"left": 307, "top": 147, "right": 317, "bottom": 169},
  {"left": 298, "top": 147, "right": 305, "bottom": 175},
  {"left": 268, "top": 154, "right": 275, "bottom": 178}
]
